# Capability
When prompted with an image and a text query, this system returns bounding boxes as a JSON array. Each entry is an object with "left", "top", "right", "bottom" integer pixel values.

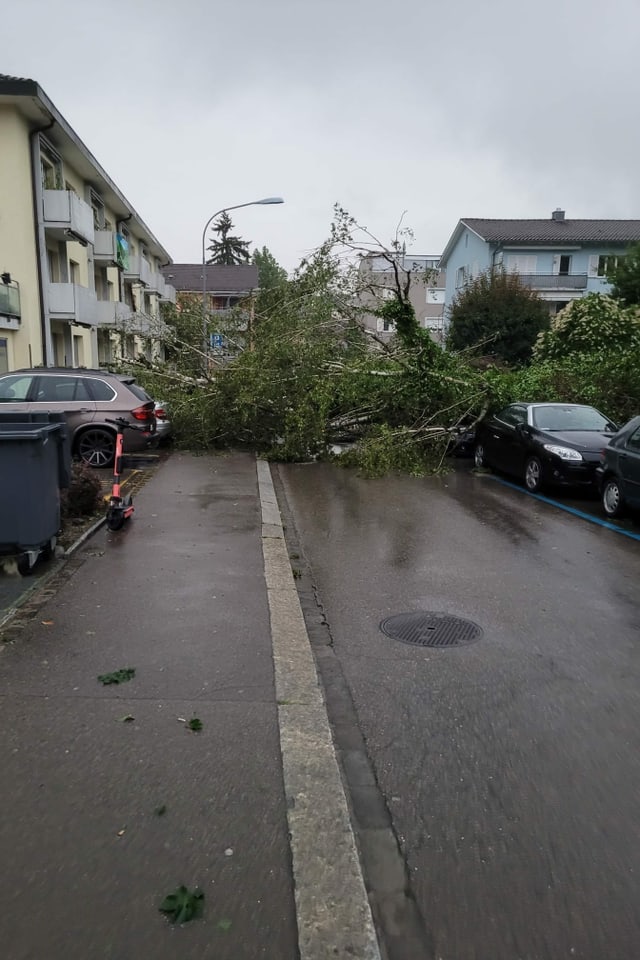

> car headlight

[{"left": 543, "top": 444, "right": 583, "bottom": 461}]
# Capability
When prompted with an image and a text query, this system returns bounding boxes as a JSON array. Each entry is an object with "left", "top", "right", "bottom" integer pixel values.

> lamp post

[{"left": 201, "top": 197, "right": 284, "bottom": 369}]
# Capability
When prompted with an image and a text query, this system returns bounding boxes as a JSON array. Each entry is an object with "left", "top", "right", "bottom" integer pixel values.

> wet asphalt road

[{"left": 278, "top": 462, "right": 640, "bottom": 960}]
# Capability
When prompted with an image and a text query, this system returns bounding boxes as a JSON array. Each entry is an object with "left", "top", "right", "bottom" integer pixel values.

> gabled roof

[
  {"left": 440, "top": 216, "right": 640, "bottom": 266},
  {"left": 0, "top": 74, "right": 172, "bottom": 263},
  {"left": 161, "top": 263, "right": 258, "bottom": 294}
]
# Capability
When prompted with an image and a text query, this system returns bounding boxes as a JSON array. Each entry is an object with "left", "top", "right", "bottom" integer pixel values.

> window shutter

[
  {"left": 552, "top": 254, "right": 560, "bottom": 275},
  {"left": 587, "top": 255, "right": 599, "bottom": 277}
]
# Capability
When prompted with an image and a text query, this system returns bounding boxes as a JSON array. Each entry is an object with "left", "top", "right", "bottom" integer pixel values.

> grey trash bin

[{"left": 0, "top": 422, "right": 64, "bottom": 574}]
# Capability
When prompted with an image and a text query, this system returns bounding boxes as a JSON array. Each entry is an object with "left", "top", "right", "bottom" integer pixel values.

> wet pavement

[
  {"left": 0, "top": 452, "right": 297, "bottom": 960},
  {"left": 277, "top": 461, "right": 640, "bottom": 960},
  {"left": 0, "top": 454, "right": 163, "bottom": 623}
]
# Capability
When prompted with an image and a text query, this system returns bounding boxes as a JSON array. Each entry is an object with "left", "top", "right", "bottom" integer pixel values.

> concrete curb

[{"left": 257, "top": 458, "right": 381, "bottom": 960}]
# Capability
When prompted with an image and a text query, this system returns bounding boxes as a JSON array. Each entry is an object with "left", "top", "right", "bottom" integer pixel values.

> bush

[
  {"left": 61, "top": 461, "right": 103, "bottom": 518},
  {"left": 533, "top": 293, "right": 640, "bottom": 361}
]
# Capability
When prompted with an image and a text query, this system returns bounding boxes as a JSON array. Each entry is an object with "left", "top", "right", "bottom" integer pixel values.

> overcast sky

[{"left": 6, "top": 0, "right": 639, "bottom": 269}]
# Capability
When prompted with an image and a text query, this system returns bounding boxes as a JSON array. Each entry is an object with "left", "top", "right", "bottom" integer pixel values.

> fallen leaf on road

[
  {"left": 154, "top": 804, "right": 167, "bottom": 816},
  {"left": 41, "top": 620, "right": 54, "bottom": 626},
  {"left": 117, "top": 715, "right": 135, "bottom": 723},
  {"left": 187, "top": 717, "right": 203, "bottom": 732},
  {"left": 97, "top": 668, "right": 136, "bottom": 685},
  {"left": 117, "top": 828, "right": 126, "bottom": 837},
  {"left": 217, "top": 918, "right": 232, "bottom": 932},
  {"left": 159, "top": 885, "right": 204, "bottom": 924}
]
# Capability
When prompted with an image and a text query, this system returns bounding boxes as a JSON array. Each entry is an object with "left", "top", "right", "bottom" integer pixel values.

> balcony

[
  {"left": 93, "top": 230, "right": 118, "bottom": 264},
  {"left": 48, "top": 282, "right": 98, "bottom": 326},
  {"left": 94, "top": 299, "right": 131, "bottom": 327},
  {"left": 146, "top": 271, "right": 165, "bottom": 295},
  {"left": 43, "top": 190, "right": 95, "bottom": 246},
  {"left": 518, "top": 273, "right": 588, "bottom": 291},
  {"left": 123, "top": 254, "right": 152, "bottom": 286},
  {"left": 0, "top": 283, "right": 21, "bottom": 330},
  {"left": 160, "top": 282, "right": 176, "bottom": 304}
]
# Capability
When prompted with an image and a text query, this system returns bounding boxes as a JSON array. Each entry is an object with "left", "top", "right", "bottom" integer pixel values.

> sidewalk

[{"left": 0, "top": 451, "right": 378, "bottom": 960}]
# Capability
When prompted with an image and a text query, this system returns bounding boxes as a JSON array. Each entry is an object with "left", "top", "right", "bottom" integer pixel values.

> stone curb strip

[{"left": 257, "top": 458, "right": 381, "bottom": 960}]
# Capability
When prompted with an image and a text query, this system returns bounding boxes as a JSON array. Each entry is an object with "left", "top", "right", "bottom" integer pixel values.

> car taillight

[
  {"left": 132, "top": 404, "right": 153, "bottom": 421},
  {"left": 155, "top": 407, "right": 167, "bottom": 420},
  {"left": 600, "top": 448, "right": 608, "bottom": 462}
]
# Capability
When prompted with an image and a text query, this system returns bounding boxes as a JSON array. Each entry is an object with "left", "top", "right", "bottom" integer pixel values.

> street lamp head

[{"left": 255, "top": 197, "right": 284, "bottom": 205}]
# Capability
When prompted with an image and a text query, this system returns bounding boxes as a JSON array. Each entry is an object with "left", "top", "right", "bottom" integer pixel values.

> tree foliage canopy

[
  {"left": 533, "top": 293, "right": 640, "bottom": 362},
  {"left": 206, "top": 212, "right": 250, "bottom": 265},
  {"left": 607, "top": 241, "right": 640, "bottom": 305},
  {"left": 447, "top": 269, "right": 550, "bottom": 366}
]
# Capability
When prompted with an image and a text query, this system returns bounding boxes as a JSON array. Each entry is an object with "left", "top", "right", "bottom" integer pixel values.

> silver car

[{"left": 0, "top": 368, "right": 156, "bottom": 467}]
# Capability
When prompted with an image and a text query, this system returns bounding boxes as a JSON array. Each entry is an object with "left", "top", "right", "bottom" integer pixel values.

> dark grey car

[
  {"left": 0, "top": 368, "right": 156, "bottom": 467},
  {"left": 598, "top": 415, "right": 640, "bottom": 517}
]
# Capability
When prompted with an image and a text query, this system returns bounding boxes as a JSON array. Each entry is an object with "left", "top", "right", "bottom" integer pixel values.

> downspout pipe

[{"left": 30, "top": 117, "right": 55, "bottom": 366}]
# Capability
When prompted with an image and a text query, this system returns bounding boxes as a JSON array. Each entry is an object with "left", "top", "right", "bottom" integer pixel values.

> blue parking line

[{"left": 491, "top": 476, "right": 640, "bottom": 542}]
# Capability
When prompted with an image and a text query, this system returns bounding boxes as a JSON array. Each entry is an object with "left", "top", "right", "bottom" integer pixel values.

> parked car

[
  {"left": 0, "top": 368, "right": 156, "bottom": 468},
  {"left": 153, "top": 400, "right": 172, "bottom": 443},
  {"left": 597, "top": 415, "right": 640, "bottom": 518},
  {"left": 474, "top": 402, "right": 618, "bottom": 492}
]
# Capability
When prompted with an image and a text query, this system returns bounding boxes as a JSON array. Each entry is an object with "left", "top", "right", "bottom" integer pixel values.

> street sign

[{"left": 210, "top": 333, "right": 224, "bottom": 349}]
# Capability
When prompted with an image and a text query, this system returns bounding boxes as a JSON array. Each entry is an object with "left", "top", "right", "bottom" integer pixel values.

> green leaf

[
  {"left": 187, "top": 717, "right": 203, "bottom": 732},
  {"left": 98, "top": 668, "right": 136, "bottom": 685},
  {"left": 154, "top": 804, "right": 167, "bottom": 816},
  {"left": 217, "top": 918, "right": 232, "bottom": 932},
  {"left": 159, "top": 885, "right": 204, "bottom": 924},
  {"left": 117, "top": 714, "right": 135, "bottom": 723}
]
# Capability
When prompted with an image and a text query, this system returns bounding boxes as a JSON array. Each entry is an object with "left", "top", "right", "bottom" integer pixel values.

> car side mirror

[{"left": 515, "top": 422, "right": 528, "bottom": 436}]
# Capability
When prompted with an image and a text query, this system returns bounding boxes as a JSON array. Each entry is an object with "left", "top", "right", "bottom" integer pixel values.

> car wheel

[
  {"left": 77, "top": 428, "right": 116, "bottom": 468},
  {"left": 602, "top": 476, "right": 626, "bottom": 518},
  {"left": 474, "top": 443, "right": 486, "bottom": 468},
  {"left": 524, "top": 456, "right": 543, "bottom": 492}
]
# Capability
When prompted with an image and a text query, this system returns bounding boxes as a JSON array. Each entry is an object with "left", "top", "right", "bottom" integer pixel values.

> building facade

[
  {"left": 357, "top": 254, "right": 446, "bottom": 344},
  {"left": 160, "top": 263, "right": 258, "bottom": 360},
  {"left": 439, "top": 211, "right": 640, "bottom": 323},
  {"left": 0, "top": 74, "right": 176, "bottom": 374}
]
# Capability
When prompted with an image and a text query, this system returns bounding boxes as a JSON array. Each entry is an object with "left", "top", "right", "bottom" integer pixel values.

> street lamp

[{"left": 201, "top": 197, "right": 284, "bottom": 367}]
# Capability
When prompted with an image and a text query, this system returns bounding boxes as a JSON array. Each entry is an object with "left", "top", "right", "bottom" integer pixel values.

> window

[
  {"left": 0, "top": 339, "right": 8, "bottom": 375},
  {"left": 91, "top": 192, "right": 105, "bottom": 230},
  {"left": 558, "top": 255, "right": 571, "bottom": 275},
  {"left": 456, "top": 266, "right": 468, "bottom": 287},
  {"left": 69, "top": 260, "right": 79, "bottom": 284},
  {"left": 626, "top": 426, "right": 640, "bottom": 451},
  {"left": 47, "top": 248, "right": 61, "bottom": 282},
  {"left": 73, "top": 335, "right": 85, "bottom": 367},
  {"left": 426, "top": 288, "right": 446, "bottom": 304},
  {"left": 86, "top": 378, "right": 116, "bottom": 401},
  {"left": 34, "top": 375, "right": 91, "bottom": 403},
  {"left": 40, "top": 143, "right": 62, "bottom": 190},
  {"left": 597, "top": 255, "right": 618, "bottom": 278},
  {"left": 0, "top": 374, "right": 33, "bottom": 401},
  {"left": 376, "top": 317, "right": 395, "bottom": 333},
  {"left": 506, "top": 255, "right": 537, "bottom": 274},
  {"left": 496, "top": 405, "right": 528, "bottom": 427}
]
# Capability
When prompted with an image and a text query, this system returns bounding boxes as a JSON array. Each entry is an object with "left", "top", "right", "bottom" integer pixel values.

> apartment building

[
  {"left": 0, "top": 74, "right": 176, "bottom": 374},
  {"left": 357, "top": 254, "right": 446, "bottom": 344},
  {"left": 440, "top": 211, "right": 640, "bottom": 319}
]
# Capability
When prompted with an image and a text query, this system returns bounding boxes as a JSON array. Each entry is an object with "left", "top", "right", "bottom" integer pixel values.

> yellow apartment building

[{"left": 0, "top": 74, "right": 176, "bottom": 374}]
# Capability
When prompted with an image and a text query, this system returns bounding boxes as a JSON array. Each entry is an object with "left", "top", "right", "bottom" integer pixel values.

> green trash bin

[{"left": 0, "top": 422, "right": 63, "bottom": 574}]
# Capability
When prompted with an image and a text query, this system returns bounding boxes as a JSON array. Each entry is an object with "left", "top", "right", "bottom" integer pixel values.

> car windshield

[{"left": 532, "top": 406, "right": 614, "bottom": 432}]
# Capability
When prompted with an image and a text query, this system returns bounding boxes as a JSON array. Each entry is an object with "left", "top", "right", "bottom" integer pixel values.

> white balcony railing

[
  {"left": 160, "top": 282, "right": 176, "bottom": 304},
  {"left": 93, "top": 230, "right": 118, "bottom": 263},
  {"left": 43, "top": 190, "right": 95, "bottom": 246},
  {"left": 48, "top": 282, "right": 98, "bottom": 325},
  {"left": 94, "top": 299, "right": 131, "bottom": 326}
]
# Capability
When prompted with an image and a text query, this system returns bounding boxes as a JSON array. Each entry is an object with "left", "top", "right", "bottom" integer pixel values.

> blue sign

[{"left": 210, "top": 333, "right": 224, "bottom": 349}]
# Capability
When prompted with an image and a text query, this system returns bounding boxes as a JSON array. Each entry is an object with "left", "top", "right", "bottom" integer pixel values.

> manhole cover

[{"left": 380, "top": 611, "right": 482, "bottom": 648}]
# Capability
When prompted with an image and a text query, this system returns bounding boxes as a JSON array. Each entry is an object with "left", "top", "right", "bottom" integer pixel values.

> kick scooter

[{"left": 104, "top": 417, "right": 141, "bottom": 531}]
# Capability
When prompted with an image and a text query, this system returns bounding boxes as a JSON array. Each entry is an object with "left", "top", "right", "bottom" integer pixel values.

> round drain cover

[{"left": 380, "top": 611, "right": 482, "bottom": 648}]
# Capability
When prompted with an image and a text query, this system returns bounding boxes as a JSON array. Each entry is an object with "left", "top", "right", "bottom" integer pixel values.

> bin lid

[{"left": 0, "top": 423, "right": 61, "bottom": 441}]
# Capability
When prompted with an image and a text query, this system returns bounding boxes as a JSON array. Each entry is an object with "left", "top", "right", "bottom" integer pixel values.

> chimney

[{"left": 551, "top": 208, "right": 565, "bottom": 221}]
